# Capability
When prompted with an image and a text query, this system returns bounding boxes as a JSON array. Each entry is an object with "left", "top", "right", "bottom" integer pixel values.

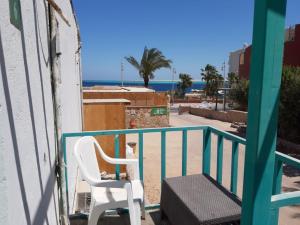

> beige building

[{"left": 228, "top": 48, "right": 243, "bottom": 75}]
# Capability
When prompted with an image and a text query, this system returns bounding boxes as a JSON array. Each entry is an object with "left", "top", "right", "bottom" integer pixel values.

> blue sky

[{"left": 73, "top": 0, "right": 300, "bottom": 81}]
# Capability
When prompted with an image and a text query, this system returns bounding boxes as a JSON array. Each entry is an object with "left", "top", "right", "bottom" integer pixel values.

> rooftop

[
  {"left": 83, "top": 99, "right": 131, "bottom": 104},
  {"left": 83, "top": 86, "right": 155, "bottom": 93}
]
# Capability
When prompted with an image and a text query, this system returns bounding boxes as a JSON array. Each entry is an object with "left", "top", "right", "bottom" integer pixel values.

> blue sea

[{"left": 83, "top": 80, "right": 206, "bottom": 92}]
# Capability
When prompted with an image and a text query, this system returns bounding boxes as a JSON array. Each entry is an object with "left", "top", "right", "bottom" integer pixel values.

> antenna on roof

[
  {"left": 121, "top": 61, "right": 124, "bottom": 87},
  {"left": 171, "top": 68, "right": 176, "bottom": 105}
]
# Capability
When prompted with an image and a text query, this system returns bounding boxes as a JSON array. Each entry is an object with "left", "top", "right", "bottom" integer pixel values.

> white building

[
  {"left": 228, "top": 48, "right": 243, "bottom": 75},
  {"left": 0, "top": 0, "right": 82, "bottom": 224}
]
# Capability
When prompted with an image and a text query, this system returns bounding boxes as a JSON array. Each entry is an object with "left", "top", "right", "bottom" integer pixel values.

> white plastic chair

[{"left": 74, "top": 136, "right": 144, "bottom": 225}]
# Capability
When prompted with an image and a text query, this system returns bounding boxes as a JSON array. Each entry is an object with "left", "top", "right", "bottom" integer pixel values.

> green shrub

[
  {"left": 229, "top": 79, "right": 249, "bottom": 110},
  {"left": 278, "top": 66, "right": 300, "bottom": 143}
]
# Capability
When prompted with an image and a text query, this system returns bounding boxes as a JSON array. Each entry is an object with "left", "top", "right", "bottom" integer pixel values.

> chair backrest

[{"left": 74, "top": 136, "right": 102, "bottom": 183}]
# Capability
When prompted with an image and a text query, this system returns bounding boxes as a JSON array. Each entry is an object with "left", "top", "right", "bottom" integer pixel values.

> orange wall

[{"left": 83, "top": 102, "right": 127, "bottom": 174}]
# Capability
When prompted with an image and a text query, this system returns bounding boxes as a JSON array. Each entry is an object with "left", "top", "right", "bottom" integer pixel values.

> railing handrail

[
  {"left": 271, "top": 191, "right": 300, "bottom": 209},
  {"left": 62, "top": 125, "right": 208, "bottom": 138},
  {"left": 208, "top": 126, "right": 247, "bottom": 145},
  {"left": 275, "top": 151, "right": 300, "bottom": 170}
]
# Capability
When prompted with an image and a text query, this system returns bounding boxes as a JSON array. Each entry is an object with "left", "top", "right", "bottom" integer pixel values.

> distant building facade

[
  {"left": 231, "top": 24, "right": 300, "bottom": 80},
  {"left": 228, "top": 48, "right": 244, "bottom": 74}
]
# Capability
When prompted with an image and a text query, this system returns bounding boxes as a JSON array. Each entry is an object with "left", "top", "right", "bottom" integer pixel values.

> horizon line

[{"left": 83, "top": 79, "right": 205, "bottom": 82}]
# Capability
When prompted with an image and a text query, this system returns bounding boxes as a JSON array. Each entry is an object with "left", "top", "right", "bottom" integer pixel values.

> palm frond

[
  {"left": 125, "top": 47, "right": 172, "bottom": 86},
  {"left": 125, "top": 56, "right": 141, "bottom": 71},
  {"left": 141, "top": 46, "right": 149, "bottom": 65}
]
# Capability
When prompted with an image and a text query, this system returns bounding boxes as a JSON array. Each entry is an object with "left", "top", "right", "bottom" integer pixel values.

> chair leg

[
  {"left": 141, "top": 199, "right": 146, "bottom": 220},
  {"left": 125, "top": 183, "right": 141, "bottom": 225},
  {"left": 88, "top": 201, "right": 105, "bottom": 225},
  {"left": 141, "top": 185, "right": 146, "bottom": 220},
  {"left": 133, "top": 200, "right": 141, "bottom": 225}
]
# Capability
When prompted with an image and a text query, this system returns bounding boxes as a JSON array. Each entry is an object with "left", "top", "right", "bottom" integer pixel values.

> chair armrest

[
  {"left": 101, "top": 155, "right": 138, "bottom": 165},
  {"left": 76, "top": 158, "right": 135, "bottom": 186},
  {"left": 103, "top": 157, "right": 141, "bottom": 180},
  {"left": 96, "top": 147, "right": 141, "bottom": 180},
  {"left": 91, "top": 180, "right": 129, "bottom": 188}
]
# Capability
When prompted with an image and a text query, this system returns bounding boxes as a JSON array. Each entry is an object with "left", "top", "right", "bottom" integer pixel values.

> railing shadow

[{"left": 283, "top": 165, "right": 300, "bottom": 177}]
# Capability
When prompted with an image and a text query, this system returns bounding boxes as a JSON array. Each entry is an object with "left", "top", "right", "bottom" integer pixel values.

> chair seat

[
  {"left": 92, "top": 187, "right": 128, "bottom": 204},
  {"left": 160, "top": 174, "right": 241, "bottom": 225},
  {"left": 92, "top": 180, "right": 144, "bottom": 207}
]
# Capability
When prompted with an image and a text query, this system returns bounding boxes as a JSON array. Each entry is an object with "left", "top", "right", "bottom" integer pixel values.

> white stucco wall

[{"left": 0, "top": 0, "right": 82, "bottom": 224}]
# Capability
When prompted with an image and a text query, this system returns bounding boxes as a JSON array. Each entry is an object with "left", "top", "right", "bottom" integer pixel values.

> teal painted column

[
  {"left": 138, "top": 132, "right": 144, "bottom": 181},
  {"left": 216, "top": 135, "right": 224, "bottom": 184},
  {"left": 161, "top": 131, "right": 166, "bottom": 181},
  {"left": 269, "top": 158, "right": 283, "bottom": 225},
  {"left": 114, "top": 135, "right": 120, "bottom": 180},
  {"left": 230, "top": 141, "right": 239, "bottom": 195},
  {"left": 202, "top": 128, "right": 211, "bottom": 175},
  {"left": 182, "top": 130, "right": 188, "bottom": 176},
  {"left": 241, "top": 0, "right": 287, "bottom": 225}
]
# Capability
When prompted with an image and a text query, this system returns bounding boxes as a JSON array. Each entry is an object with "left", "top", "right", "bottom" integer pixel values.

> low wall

[
  {"left": 228, "top": 110, "right": 248, "bottom": 123},
  {"left": 126, "top": 106, "right": 169, "bottom": 128},
  {"left": 180, "top": 106, "right": 247, "bottom": 123},
  {"left": 174, "top": 98, "right": 202, "bottom": 103},
  {"left": 178, "top": 106, "right": 191, "bottom": 115},
  {"left": 174, "top": 98, "right": 224, "bottom": 104}
]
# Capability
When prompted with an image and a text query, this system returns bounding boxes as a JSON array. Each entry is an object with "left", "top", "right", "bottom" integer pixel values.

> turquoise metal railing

[
  {"left": 208, "top": 127, "right": 246, "bottom": 194},
  {"left": 62, "top": 125, "right": 300, "bottom": 221},
  {"left": 62, "top": 125, "right": 207, "bottom": 186}
]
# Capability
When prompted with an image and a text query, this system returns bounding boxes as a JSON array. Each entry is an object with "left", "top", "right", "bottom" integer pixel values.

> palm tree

[
  {"left": 125, "top": 47, "right": 172, "bottom": 87},
  {"left": 176, "top": 73, "right": 193, "bottom": 98},
  {"left": 227, "top": 72, "right": 239, "bottom": 87},
  {"left": 201, "top": 64, "right": 223, "bottom": 97}
]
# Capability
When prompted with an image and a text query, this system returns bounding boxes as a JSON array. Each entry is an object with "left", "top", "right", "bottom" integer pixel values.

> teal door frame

[{"left": 241, "top": 0, "right": 287, "bottom": 225}]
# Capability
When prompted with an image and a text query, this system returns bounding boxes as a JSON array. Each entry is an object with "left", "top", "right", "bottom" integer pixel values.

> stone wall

[
  {"left": 179, "top": 106, "right": 247, "bottom": 123},
  {"left": 126, "top": 106, "right": 169, "bottom": 128}
]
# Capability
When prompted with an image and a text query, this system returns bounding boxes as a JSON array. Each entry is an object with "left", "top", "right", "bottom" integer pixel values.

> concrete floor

[
  {"left": 126, "top": 112, "right": 300, "bottom": 225},
  {"left": 70, "top": 210, "right": 162, "bottom": 225}
]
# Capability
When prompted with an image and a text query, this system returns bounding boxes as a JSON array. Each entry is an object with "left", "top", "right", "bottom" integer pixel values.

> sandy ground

[{"left": 126, "top": 112, "right": 300, "bottom": 225}]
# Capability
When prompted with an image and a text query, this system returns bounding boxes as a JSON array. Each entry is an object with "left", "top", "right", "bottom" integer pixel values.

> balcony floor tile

[{"left": 70, "top": 210, "right": 164, "bottom": 225}]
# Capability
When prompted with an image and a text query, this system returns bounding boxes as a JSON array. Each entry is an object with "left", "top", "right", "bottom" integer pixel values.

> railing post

[
  {"left": 161, "top": 131, "right": 166, "bottom": 181},
  {"left": 138, "top": 132, "right": 144, "bottom": 181},
  {"left": 61, "top": 134, "right": 70, "bottom": 212},
  {"left": 202, "top": 128, "right": 211, "bottom": 175},
  {"left": 230, "top": 141, "right": 239, "bottom": 194},
  {"left": 241, "top": 0, "right": 287, "bottom": 224},
  {"left": 182, "top": 130, "right": 187, "bottom": 176},
  {"left": 216, "top": 135, "right": 224, "bottom": 184},
  {"left": 114, "top": 134, "right": 120, "bottom": 180},
  {"left": 269, "top": 158, "right": 283, "bottom": 225}
]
